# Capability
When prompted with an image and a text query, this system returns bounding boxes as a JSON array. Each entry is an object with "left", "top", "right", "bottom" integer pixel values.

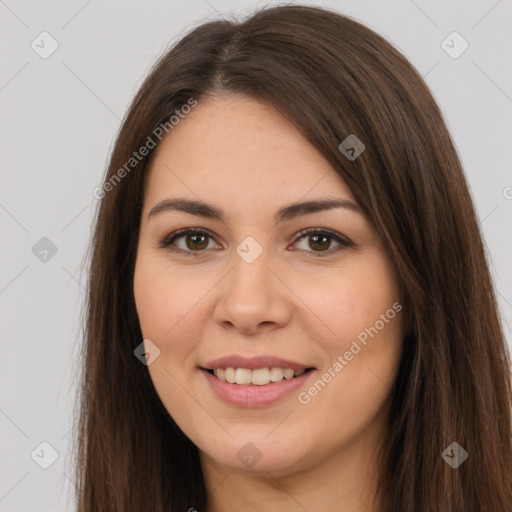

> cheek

[
  {"left": 133, "top": 255, "right": 208, "bottom": 368},
  {"left": 133, "top": 256, "right": 206, "bottom": 420},
  {"left": 297, "top": 254, "right": 403, "bottom": 422},
  {"left": 296, "top": 253, "right": 401, "bottom": 350}
]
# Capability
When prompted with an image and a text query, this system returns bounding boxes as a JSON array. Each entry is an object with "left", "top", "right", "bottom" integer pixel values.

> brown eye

[
  {"left": 184, "top": 233, "right": 209, "bottom": 250},
  {"left": 159, "top": 227, "right": 351, "bottom": 258},
  {"left": 159, "top": 228, "right": 219, "bottom": 255},
  {"left": 307, "top": 233, "right": 331, "bottom": 251},
  {"left": 292, "top": 228, "right": 352, "bottom": 256}
]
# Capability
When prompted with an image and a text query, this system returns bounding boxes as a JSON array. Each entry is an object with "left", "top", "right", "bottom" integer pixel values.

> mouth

[
  {"left": 200, "top": 355, "right": 317, "bottom": 407},
  {"left": 203, "top": 367, "right": 316, "bottom": 386},
  {"left": 201, "top": 365, "right": 317, "bottom": 407}
]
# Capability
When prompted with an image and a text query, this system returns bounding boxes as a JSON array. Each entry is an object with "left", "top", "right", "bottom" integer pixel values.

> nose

[{"left": 213, "top": 248, "right": 292, "bottom": 335}]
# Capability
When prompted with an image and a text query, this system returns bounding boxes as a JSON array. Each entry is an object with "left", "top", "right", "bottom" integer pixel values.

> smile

[
  {"left": 208, "top": 367, "right": 310, "bottom": 385},
  {"left": 201, "top": 367, "right": 316, "bottom": 407}
]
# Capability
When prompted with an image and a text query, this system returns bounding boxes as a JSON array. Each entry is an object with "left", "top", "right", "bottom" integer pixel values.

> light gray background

[{"left": 1, "top": 0, "right": 511, "bottom": 510}]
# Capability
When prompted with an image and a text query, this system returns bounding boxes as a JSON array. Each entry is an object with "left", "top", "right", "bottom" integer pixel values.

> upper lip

[{"left": 202, "top": 355, "right": 314, "bottom": 371}]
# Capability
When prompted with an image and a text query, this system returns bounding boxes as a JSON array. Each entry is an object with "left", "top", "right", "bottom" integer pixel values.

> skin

[{"left": 133, "top": 94, "right": 405, "bottom": 512}]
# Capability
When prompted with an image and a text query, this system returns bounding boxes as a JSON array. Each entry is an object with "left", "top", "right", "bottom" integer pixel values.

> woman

[{"left": 74, "top": 5, "right": 512, "bottom": 511}]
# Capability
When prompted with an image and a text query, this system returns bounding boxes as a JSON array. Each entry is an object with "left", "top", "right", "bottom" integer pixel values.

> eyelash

[{"left": 158, "top": 227, "right": 352, "bottom": 258}]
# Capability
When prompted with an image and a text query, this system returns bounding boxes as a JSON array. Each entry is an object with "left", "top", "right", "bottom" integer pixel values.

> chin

[{"left": 199, "top": 433, "right": 315, "bottom": 476}]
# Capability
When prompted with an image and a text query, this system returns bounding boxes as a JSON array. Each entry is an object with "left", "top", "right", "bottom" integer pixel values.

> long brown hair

[{"left": 73, "top": 5, "right": 512, "bottom": 511}]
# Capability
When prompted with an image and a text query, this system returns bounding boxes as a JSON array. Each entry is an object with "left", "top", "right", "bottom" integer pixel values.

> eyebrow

[{"left": 148, "top": 197, "right": 363, "bottom": 223}]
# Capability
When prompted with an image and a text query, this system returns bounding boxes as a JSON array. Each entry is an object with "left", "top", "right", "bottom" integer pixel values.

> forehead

[{"left": 143, "top": 94, "right": 356, "bottom": 215}]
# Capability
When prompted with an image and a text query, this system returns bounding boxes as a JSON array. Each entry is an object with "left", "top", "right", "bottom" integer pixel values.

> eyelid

[
  {"left": 291, "top": 227, "right": 352, "bottom": 257},
  {"left": 158, "top": 227, "right": 219, "bottom": 252},
  {"left": 159, "top": 226, "right": 352, "bottom": 256}
]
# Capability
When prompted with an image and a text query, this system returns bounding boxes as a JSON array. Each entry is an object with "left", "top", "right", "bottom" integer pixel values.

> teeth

[
  {"left": 224, "top": 367, "right": 236, "bottom": 384},
  {"left": 235, "top": 368, "right": 252, "bottom": 385},
  {"left": 211, "top": 367, "right": 308, "bottom": 385},
  {"left": 270, "top": 367, "right": 283, "bottom": 382},
  {"left": 251, "top": 368, "right": 271, "bottom": 385},
  {"left": 283, "top": 368, "right": 294, "bottom": 379},
  {"left": 213, "top": 368, "right": 225, "bottom": 381}
]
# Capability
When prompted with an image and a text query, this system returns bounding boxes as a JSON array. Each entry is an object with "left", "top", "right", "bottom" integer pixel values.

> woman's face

[{"left": 134, "top": 94, "right": 404, "bottom": 478}]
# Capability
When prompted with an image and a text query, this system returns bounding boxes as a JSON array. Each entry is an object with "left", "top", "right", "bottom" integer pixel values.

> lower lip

[{"left": 201, "top": 368, "right": 316, "bottom": 408}]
